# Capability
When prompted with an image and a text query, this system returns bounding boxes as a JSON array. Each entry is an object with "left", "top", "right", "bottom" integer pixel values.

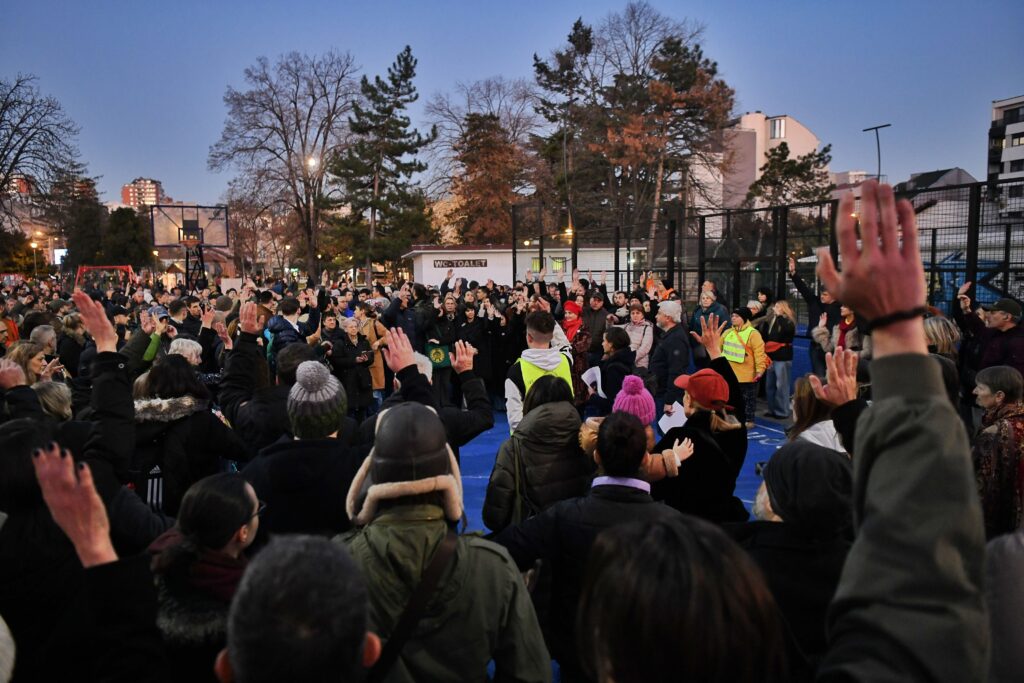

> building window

[
  {"left": 531, "top": 256, "right": 544, "bottom": 272},
  {"left": 1011, "top": 160, "right": 1024, "bottom": 173},
  {"left": 551, "top": 256, "right": 567, "bottom": 273},
  {"left": 769, "top": 118, "right": 786, "bottom": 139},
  {"left": 1012, "top": 134, "right": 1024, "bottom": 147},
  {"left": 1009, "top": 185, "right": 1024, "bottom": 199}
]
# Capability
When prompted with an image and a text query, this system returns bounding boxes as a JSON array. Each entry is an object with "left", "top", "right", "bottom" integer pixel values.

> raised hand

[
  {"left": 381, "top": 327, "right": 416, "bottom": 373},
  {"left": 139, "top": 310, "right": 155, "bottom": 335},
  {"left": 809, "top": 347, "right": 859, "bottom": 407},
  {"left": 72, "top": 290, "right": 118, "bottom": 353},
  {"left": 0, "top": 359, "right": 27, "bottom": 389},
  {"left": 788, "top": 257, "right": 797, "bottom": 275},
  {"left": 957, "top": 281, "right": 972, "bottom": 311},
  {"left": 451, "top": 340, "right": 477, "bottom": 374},
  {"left": 690, "top": 313, "right": 727, "bottom": 360},
  {"left": 670, "top": 438, "right": 695, "bottom": 464},
  {"left": 818, "top": 313, "right": 828, "bottom": 329},
  {"left": 40, "top": 359, "right": 65, "bottom": 381},
  {"left": 213, "top": 321, "right": 233, "bottom": 350},
  {"left": 816, "top": 181, "right": 927, "bottom": 357},
  {"left": 200, "top": 308, "right": 216, "bottom": 330},
  {"left": 33, "top": 444, "right": 117, "bottom": 568},
  {"left": 238, "top": 301, "right": 262, "bottom": 335},
  {"left": 446, "top": 268, "right": 454, "bottom": 281}
]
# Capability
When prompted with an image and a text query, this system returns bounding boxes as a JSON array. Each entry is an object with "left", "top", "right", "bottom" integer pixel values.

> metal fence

[{"left": 511, "top": 178, "right": 1024, "bottom": 325}]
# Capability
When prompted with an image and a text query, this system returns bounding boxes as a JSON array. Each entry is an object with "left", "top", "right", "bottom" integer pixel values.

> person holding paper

[{"left": 650, "top": 313, "right": 750, "bottom": 524}]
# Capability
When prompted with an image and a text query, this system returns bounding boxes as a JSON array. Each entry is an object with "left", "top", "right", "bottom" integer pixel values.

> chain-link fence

[{"left": 512, "top": 178, "right": 1024, "bottom": 326}]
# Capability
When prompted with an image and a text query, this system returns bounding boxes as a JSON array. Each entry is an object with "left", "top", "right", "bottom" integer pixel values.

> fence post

[
  {"left": 777, "top": 206, "right": 789, "bottom": 300},
  {"left": 930, "top": 228, "right": 938, "bottom": 306},
  {"left": 570, "top": 207, "right": 578, "bottom": 271},
  {"left": 697, "top": 216, "right": 706, "bottom": 290},
  {"left": 1004, "top": 223, "right": 1013, "bottom": 298},
  {"left": 966, "top": 184, "right": 981, "bottom": 295},
  {"left": 828, "top": 199, "right": 839, "bottom": 267},
  {"left": 667, "top": 215, "right": 677, "bottom": 291},
  {"left": 511, "top": 205, "right": 518, "bottom": 283}
]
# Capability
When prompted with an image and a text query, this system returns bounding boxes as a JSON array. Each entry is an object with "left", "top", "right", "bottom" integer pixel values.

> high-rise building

[
  {"left": 989, "top": 95, "right": 1024, "bottom": 184},
  {"left": 121, "top": 177, "right": 164, "bottom": 207}
]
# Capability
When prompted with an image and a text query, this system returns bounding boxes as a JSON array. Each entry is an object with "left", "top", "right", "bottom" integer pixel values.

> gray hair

[
  {"left": 658, "top": 300, "right": 682, "bottom": 323},
  {"left": 168, "top": 338, "right": 203, "bottom": 365},
  {"left": 29, "top": 324, "right": 56, "bottom": 348},
  {"left": 227, "top": 536, "right": 369, "bottom": 683},
  {"left": 33, "top": 381, "right": 72, "bottom": 421}
]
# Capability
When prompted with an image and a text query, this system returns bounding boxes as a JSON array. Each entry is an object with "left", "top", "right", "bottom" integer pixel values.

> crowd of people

[{"left": 0, "top": 180, "right": 1020, "bottom": 682}]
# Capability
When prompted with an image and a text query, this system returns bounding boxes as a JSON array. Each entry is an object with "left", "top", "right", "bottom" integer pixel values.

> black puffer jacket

[
  {"left": 483, "top": 401, "right": 594, "bottom": 532},
  {"left": 133, "top": 396, "right": 248, "bottom": 515}
]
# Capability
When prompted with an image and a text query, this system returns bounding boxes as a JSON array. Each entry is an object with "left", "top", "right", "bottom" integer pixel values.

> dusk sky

[{"left": 3, "top": 0, "right": 1022, "bottom": 206}]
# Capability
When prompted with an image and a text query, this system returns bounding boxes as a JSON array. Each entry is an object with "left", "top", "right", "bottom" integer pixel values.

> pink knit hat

[{"left": 613, "top": 375, "right": 656, "bottom": 425}]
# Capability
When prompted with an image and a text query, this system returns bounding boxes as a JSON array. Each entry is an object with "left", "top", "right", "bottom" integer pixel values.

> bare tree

[
  {"left": 424, "top": 77, "right": 540, "bottom": 197},
  {"left": 223, "top": 175, "right": 290, "bottom": 280},
  {"left": 209, "top": 51, "right": 359, "bottom": 277},
  {"left": 0, "top": 74, "right": 81, "bottom": 218}
]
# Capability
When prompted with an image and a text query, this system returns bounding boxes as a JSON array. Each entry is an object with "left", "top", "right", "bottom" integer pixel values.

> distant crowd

[{"left": 0, "top": 181, "right": 1021, "bottom": 681}]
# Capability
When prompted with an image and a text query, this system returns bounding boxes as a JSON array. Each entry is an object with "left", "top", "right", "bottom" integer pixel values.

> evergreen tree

[
  {"left": 103, "top": 207, "right": 155, "bottom": 267},
  {"left": 745, "top": 142, "right": 834, "bottom": 207},
  {"left": 330, "top": 45, "right": 436, "bottom": 281},
  {"left": 452, "top": 113, "right": 521, "bottom": 243}
]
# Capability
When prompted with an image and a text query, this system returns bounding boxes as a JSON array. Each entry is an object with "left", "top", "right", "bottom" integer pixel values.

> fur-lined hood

[{"left": 134, "top": 395, "right": 207, "bottom": 423}]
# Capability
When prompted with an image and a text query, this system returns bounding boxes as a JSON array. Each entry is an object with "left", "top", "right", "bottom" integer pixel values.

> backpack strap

[{"left": 368, "top": 529, "right": 458, "bottom": 682}]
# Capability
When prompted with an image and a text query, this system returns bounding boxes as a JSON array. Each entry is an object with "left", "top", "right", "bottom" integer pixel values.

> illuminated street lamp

[
  {"left": 307, "top": 156, "right": 319, "bottom": 170},
  {"left": 30, "top": 241, "right": 39, "bottom": 276}
]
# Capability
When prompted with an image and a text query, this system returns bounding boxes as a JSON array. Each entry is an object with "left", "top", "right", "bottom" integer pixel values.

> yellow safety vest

[
  {"left": 722, "top": 326, "right": 755, "bottom": 364},
  {"left": 517, "top": 355, "right": 574, "bottom": 398}
]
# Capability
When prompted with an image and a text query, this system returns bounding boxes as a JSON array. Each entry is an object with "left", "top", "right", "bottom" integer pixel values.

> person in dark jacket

[
  {"left": 580, "top": 290, "right": 610, "bottom": 364},
  {"left": 761, "top": 300, "right": 797, "bottom": 418},
  {"left": 652, "top": 313, "right": 750, "bottom": 523},
  {"left": 494, "top": 411, "right": 683, "bottom": 681},
  {"left": 358, "top": 333, "right": 493, "bottom": 463},
  {"left": 953, "top": 290, "right": 1024, "bottom": 380},
  {"left": 243, "top": 360, "right": 365, "bottom": 547},
  {"left": 729, "top": 441, "right": 853, "bottom": 671},
  {"left": 649, "top": 300, "right": 690, "bottom": 416},
  {"left": 133, "top": 354, "right": 249, "bottom": 515},
  {"left": 0, "top": 291, "right": 137, "bottom": 682},
  {"left": 483, "top": 375, "right": 594, "bottom": 532},
  {"left": 326, "top": 317, "right": 373, "bottom": 421},
  {"left": 219, "top": 302, "right": 318, "bottom": 457},
  {"left": 587, "top": 326, "right": 635, "bottom": 415},
  {"left": 788, "top": 256, "right": 842, "bottom": 377},
  {"left": 266, "top": 296, "right": 320, "bottom": 367},
  {"left": 148, "top": 473, "right": 258, "bottom": 683},
  {"left": 57, "top": 312, "right": 88, "bottom": 377}
]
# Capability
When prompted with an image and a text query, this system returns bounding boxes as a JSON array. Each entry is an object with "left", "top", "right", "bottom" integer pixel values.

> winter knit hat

[
  {"left": 563, "top": 300, "right": 583, "bottom": 316},
  {"left": 732, "top": 306, "right": 753, "bottom": 323},
  {"left": 346, "top": 402, "right": 463, "bottom": 525},
  {"left": 287, "top": 361, "right": 348, "bottom": 439},
  {"left": 613, "top": 375, "right": 656, "bottom": 425}
]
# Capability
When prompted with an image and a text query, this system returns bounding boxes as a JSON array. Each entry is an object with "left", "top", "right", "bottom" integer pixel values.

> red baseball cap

[{"left": 674, "top": 369, "right": 732, "bottom": 410}]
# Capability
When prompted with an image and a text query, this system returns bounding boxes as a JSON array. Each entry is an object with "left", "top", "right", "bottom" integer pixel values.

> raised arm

[{"left": 815, "top": 181, "right": 986, "bottom": 681}]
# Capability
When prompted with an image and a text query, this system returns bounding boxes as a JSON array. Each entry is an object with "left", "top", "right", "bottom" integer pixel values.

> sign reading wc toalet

[{"left": 433, "top": 259, "right": 488, "bottom": 268}]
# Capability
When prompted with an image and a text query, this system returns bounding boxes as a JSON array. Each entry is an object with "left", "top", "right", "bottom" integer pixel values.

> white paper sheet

[
  {"left": 658, "top": 402, "right": 687, "bottom": 433},
  {"left": 581, "top": 366, "right": 605, "bottom": 398}
]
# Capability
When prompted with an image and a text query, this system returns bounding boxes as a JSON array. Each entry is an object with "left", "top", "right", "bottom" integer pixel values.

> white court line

[{"left": 752, "top": 423, "right": 788, "bottom": 435}]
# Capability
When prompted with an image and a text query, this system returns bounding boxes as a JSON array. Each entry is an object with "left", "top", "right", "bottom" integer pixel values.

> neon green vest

[
  {"left": 722, "top": 326, "right": 755, "bottom": 364},
  {"left": 517, "top": 355, "right": 574, "bottom": 398}
]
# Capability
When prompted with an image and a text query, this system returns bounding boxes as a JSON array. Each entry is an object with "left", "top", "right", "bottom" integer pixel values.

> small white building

[{"left": 402, "top": 244, "right": 647, "bottom": 289}]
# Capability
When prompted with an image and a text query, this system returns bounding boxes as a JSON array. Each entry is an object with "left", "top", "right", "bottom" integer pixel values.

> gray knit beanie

[{"left": 287, "top": 361, "right": 348, "bottom": 439}]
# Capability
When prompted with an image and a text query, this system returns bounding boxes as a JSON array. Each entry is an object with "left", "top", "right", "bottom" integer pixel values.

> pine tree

[
  {"left": 745, "top": 142, "right": 834, "bottom": 207},
  {"left": 330, "top": 46, "right": 436, "bottom": 281},
  {"left": 103, "top": 208, "right": 155, "bottom": 267}
]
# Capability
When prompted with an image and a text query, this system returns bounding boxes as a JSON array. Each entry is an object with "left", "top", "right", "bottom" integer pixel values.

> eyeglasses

[{"left": 249, "top": 500, "right": 267, "bottom": 520}]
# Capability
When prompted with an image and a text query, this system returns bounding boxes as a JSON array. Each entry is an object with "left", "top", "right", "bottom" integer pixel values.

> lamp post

[
  {"left": 862, "top": 123, "right": 892, "bottom": 180},
  {"left": 30, "top": 242, "right": 38, "bottom": 276}
]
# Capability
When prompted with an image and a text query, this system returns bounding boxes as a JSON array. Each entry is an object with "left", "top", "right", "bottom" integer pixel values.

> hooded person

[
  {"left": 729, "top": 441, "right": 854, "bottom": 669},
  {"left": 242, "top": 360, "right": 365, "bottom": 547},
  {"left": 339, "top": 402, "right": 551, "bottom": 683},
  {"left": 505, "top": 311, "right": 574, "bottom": 432}
]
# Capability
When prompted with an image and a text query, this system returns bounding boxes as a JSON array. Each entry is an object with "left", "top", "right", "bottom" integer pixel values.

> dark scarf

[
  {"left": 149, "top": 528, "right": 247, "bottom": 603},
  {"left": 837, "top": 317, "right": 855, "bottom": 350}
]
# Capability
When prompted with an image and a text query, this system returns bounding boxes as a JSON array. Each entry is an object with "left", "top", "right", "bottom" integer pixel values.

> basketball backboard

[{"left": 150, "top": 205, "right": 229, "bottom": 247}]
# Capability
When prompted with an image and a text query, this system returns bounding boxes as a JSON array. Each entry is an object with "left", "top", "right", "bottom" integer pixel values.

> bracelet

[{"left": 862, "top": 307, "right": 928, "bottom": 333}]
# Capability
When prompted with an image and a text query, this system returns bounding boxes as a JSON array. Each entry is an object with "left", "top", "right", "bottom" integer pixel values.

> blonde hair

[
  {"left": 33, "top": 381, "right": 72, "bottom": 421},
  {"left": 773, "top": 300, "right": 796, "bottom": 322},
  {"left": 924, "top": 316, "right": 961, "bottom": 358}
]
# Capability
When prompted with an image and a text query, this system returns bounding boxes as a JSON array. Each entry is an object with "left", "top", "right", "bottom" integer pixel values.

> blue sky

[{"left": 2, "top": 0, "right": 1021, "bottom": 206}]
